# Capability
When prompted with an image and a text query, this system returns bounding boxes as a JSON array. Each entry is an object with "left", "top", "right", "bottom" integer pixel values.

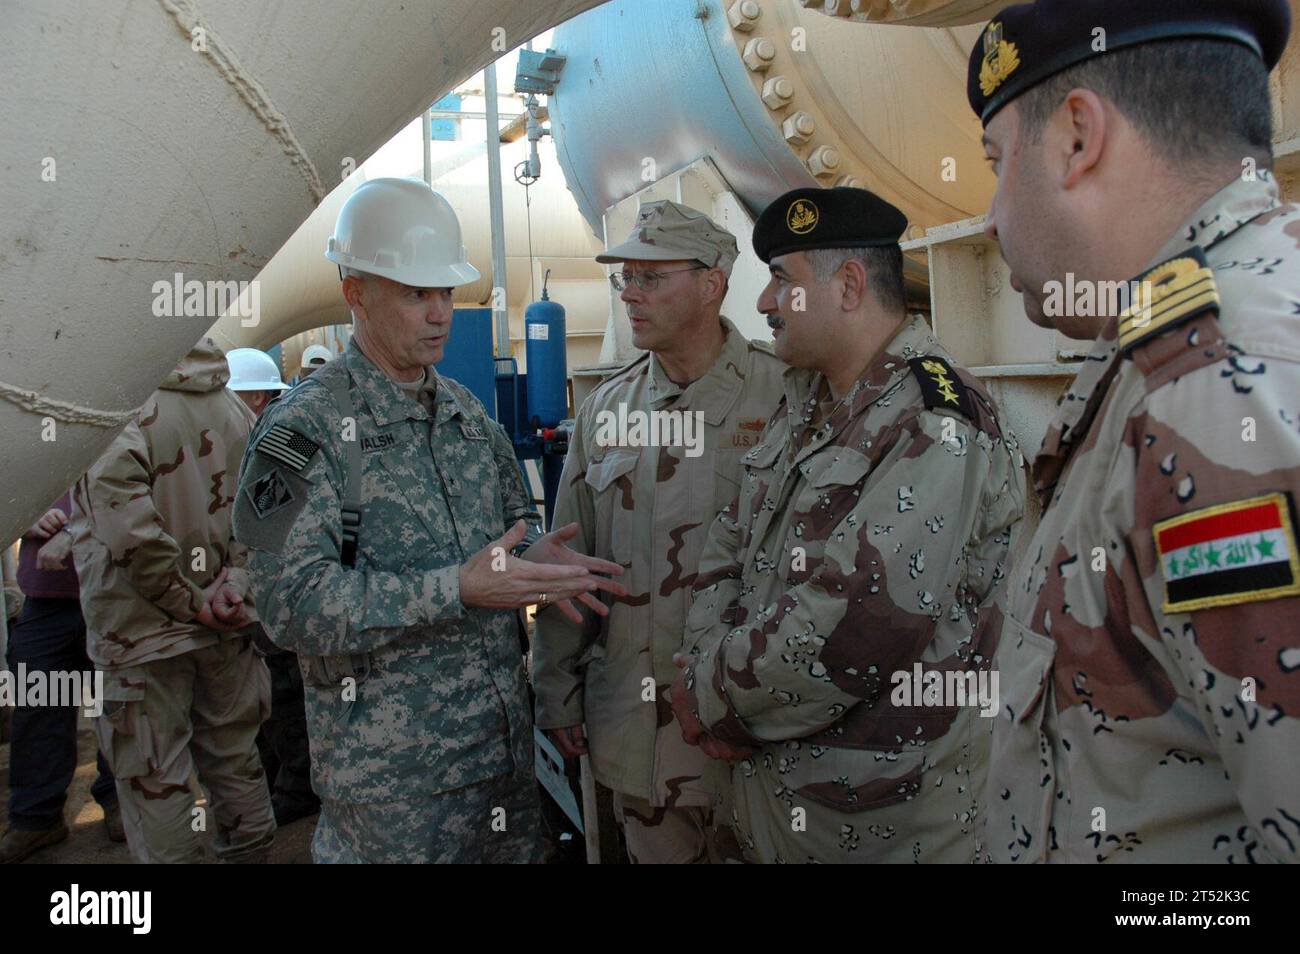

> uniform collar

[
  {"left": 344, "top": 337, "right": 462, "bottom": 427},
  {"left": 1030, "top": 174, "right": 1282, "bottom": 503},
  {"left": 646, "top": 315, "right": 751, "bottom": 426},
  {"left": 784, "top": 314, "right": 933, "bottom": 462},
  {"left": 1151, "top": 171, "right": 1282, "bottom": 264}
]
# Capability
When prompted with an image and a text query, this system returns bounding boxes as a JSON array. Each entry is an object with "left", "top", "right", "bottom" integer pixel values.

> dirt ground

[{"left": 0, "top": 710, "right": 317, "bottom": 864}]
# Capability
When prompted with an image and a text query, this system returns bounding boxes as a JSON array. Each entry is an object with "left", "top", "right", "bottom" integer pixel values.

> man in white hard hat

[
  {"left": 299, "top": 345, "right": 332, "bottom": 382},
  {"left": 227, "top": 347, "right": 319, "bottom": 827},
  {"left": 227, "top": 347, "right": 291, "bottom": 416},
  {"left": 233, "top": 177, "right": 624, "bottom": 863}
]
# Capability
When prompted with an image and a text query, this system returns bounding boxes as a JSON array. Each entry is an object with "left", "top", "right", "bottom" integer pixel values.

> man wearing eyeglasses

[{"left": 532, "top": 200, "right": 786, "bottom": 863}]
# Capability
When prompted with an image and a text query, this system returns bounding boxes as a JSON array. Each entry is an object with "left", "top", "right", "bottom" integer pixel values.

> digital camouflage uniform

[
  {"left": 233, "top": 337, "right": 540, "bottom": 863},
  {"left": 682, "top": 315, "right": 1026, "bottom": 863},
  {"left": 986, "top": 174, "right": 1300, "bottom": 864},
  {"left": 533, "top": 317, "right": 786, "bottom": 863},
  {"left": 71, "top": 337, "right": 275, "bottom": 864}
]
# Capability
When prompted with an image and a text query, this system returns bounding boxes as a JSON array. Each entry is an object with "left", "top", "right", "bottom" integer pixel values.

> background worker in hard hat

[
  {"left": 296, "top": 345, "right": 332, "bottom": 384},
  {"left": 71, "top": 336, "right": 275, "bottom": 863},
  {"left": 227, "top": 346, "right": 290, "bottom": 417},
  {"left": 531, "top": 201, "right": 786, "bottom": 863},
  {"left": 971, "top": 0, "right": 1300, "bottom": 863},
  {"left": 674, "top": 187, "right": 1025, "bottom": 863},
  {"left": 233, "top": 177, "right": 624, "bottom": 863},
  {"left": 227, "top": 348, "right": 320, "bottom": 827}
]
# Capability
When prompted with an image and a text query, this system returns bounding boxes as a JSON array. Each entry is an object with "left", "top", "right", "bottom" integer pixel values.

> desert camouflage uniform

[
  {"left": 681, "top": 315, "right": 1025, "bottom": 863},
  {"left": 987, "top": 173, "right": 1300, "bottom": 863},
  {"left": 533, "top": 317, "right": 785, "bottom": 862},
  {"left": 71, "top": 338, "right": 275, "bottom": 863},
  {"left": 233, "top": 337, "right": 540, "bottom": 863}
]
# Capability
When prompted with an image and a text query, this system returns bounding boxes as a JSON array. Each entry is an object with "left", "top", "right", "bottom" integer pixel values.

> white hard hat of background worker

[
  {"left": 301, "top": 344, "right": 333, "bottom": 369},
  {"left": 325, "top": 177, "right": 480, "bottom": 288},
  {"left": 226, "top": 347, "right": 289, "bottom": 417}
]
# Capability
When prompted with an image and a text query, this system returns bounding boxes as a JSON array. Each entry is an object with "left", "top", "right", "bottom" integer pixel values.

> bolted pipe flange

[
  {"left": 782, "top": 110, "right": 816, "bottom": 144},
  {"left": 807, "top": 144, "right": 841, "bottom": 177},
  {"left": 834, "top": 174, "right": 862, "bottom": 188},
  {"left": 727, "top": 0, "right": 762, "bottom": 32},
  {"left": 762, "top": 75, "right": 795, "bottom": 110},
  {"left": 741, "top": 36, "right": 777, "bottom": 72}
]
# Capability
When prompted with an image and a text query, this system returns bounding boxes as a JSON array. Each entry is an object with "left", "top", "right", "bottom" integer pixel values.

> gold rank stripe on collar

[{"left": 1118, "top": 246, "right": 1221, "bottom": 353}]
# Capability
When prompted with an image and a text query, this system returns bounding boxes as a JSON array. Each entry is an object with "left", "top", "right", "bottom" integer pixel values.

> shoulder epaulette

[
  {"left": 595, "top": 352, "right": 651, "bottom": 390},
  {"left": 1119, "top": 246, "right": 1220, "bottom": 354},
  {"left": 908, "top": 355, "right": 974, "bottom": 419}
]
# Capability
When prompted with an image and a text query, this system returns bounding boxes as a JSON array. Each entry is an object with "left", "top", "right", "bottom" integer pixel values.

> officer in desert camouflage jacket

[
  {"left": 532, "top": 201, "right": 786, "bottom": 863},
  {"left": 232, "top": 178, "right": 615, "bottom": 863},
  {"left": 676, "top": 187, "right": 1026, "bottom": 863},
  {"left": 971, "top": 0, "right": 1300, "bottom": 862}
]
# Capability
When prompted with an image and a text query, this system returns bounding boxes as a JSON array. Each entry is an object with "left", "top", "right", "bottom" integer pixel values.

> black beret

[
  {"left": 968, "top": 0, "right": 1292, "bottom": 125},
  {"left": 752, "top": 187, "right": 908, "bottom": 264}
]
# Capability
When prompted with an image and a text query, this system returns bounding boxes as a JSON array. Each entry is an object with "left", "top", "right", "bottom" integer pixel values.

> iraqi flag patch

[{"left": 1154, "top": 492, "right": 1300, "bottom": 614}]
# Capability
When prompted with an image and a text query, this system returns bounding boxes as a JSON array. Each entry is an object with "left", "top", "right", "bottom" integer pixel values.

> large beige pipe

[{"left": 0, "top": 0, "right": 606, "bottom": 543}]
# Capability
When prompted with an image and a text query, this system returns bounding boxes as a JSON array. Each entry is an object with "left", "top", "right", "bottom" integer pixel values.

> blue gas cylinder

[{"left": 524, "top": 284, "right": 568, "bottom": 429}]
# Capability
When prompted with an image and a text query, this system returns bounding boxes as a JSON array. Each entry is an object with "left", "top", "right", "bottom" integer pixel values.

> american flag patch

[
  {"left": 1154, "top": 492, "right": 1300, "bottom": 614},
  {"left": 255, "top": 424, "right": 320, "bottom": 473}
]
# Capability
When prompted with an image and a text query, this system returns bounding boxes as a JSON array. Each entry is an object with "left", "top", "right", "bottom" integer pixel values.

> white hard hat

[
  {"left": 301, "top": 344, "right": 333, "bottom": 368},
  {"left": 226, "top": 348, "right": 290, "bottom": 392},
  {"left": 325, "top": 177, "right": 481, "bottom": 288}
]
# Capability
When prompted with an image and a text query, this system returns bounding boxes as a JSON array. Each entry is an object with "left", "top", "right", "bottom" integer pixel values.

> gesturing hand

[
  {"left": 521, "top": 521, "right": 627, "bottom": 624},
  {"left": 459, "top": 521, "right": 614, "bottom": 618}
]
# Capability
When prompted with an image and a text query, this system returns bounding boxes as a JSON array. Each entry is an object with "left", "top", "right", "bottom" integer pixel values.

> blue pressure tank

[{"left": 523, "top": 276, "right": 568, "bottom": 429}]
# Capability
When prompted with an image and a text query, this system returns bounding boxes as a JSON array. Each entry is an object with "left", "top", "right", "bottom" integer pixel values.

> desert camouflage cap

[{"left": 596, "top": 200, "right": 739, "bottom": 272}]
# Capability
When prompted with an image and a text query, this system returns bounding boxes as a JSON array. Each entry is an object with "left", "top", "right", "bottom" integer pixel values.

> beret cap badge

[
  {"left": 786, "top": 199, "right": 819, "bottom": 235},
  {"left": 979, "top": 22, "right": 1021, "bottom": 96}
]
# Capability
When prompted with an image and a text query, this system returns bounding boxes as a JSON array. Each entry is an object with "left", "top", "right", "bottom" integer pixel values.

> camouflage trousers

[
  {"left": 311, "top": 772, "right": 542, "bottom": 863},
  {"left": 94, "top": 636, "right": 276, "bottom": 863},
  {"left": 611, "top": 791, "right": 734, "bottom": 864}
]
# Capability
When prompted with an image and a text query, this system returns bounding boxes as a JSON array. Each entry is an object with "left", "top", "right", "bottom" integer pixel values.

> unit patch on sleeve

[
  {"left": 247, "top": 467, "right": 296, "bottom": 520},
  {"left": 254, "top": 424, "right": 320, "bottom": 473},
  {"left": 1154, "top": 492, "right": 1300, "bottom": 614}
]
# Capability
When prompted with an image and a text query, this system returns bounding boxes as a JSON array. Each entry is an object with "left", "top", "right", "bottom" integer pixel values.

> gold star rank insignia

[{"left": 909, "top": 356, "right": 974, "bottom": 420}]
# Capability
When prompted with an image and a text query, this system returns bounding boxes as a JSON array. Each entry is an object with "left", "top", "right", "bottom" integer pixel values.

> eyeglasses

[{"left": 608, "top": 265, "right": 706, "bottom": 293}]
